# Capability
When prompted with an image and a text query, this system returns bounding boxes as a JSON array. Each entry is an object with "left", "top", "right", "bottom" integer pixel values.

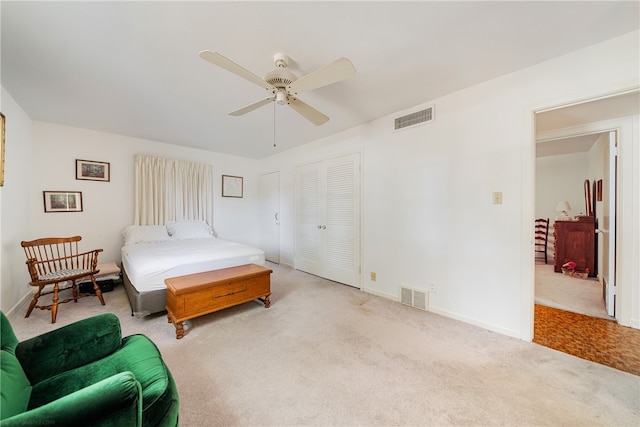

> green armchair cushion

[
  {"left": 2, "top": 371, "right": 142, "bottom": 427},
  {"left": 0, "top": 351, "right": 32, "bottom": 419},
  {"left": 15, "top": 312, "right": 122, "bottom": 385}
]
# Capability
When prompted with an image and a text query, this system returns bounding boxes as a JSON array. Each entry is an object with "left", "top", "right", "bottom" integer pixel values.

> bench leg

[
  {"left": 261, "top": 295, "right": 271, "bottom": 308},
  {"left": 174, "top": 321, "right": 185, "bottom": 339},
  {"left": 167, "top": 311, "right": 184, "bottom": 339}
]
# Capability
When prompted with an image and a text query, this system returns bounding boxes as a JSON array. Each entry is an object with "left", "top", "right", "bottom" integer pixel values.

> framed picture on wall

[
  {"left": 43, "top": 191, "right": 83, "bottom": 212},
  {"left": 222, "top": 175, "right": 243, "bottom": 198},
  {"left": 76, "top": 159, "right": 110, "bottom": 182}
]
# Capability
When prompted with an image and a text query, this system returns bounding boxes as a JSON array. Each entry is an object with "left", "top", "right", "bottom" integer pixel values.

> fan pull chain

[{"left": 273, "top": 102, "right": 277, "bottom": 147}]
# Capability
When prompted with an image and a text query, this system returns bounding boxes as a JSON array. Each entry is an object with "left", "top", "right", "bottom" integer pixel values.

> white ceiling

[{"left": 2, "top": 1, "right": 639, "bottom": 159}]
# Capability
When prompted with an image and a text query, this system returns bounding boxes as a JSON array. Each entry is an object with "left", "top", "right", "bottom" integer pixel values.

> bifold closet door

[{"left": 295, "top": 152, "right": 361, "bottom": 287}]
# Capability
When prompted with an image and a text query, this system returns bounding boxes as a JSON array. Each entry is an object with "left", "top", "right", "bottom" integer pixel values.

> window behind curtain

[{"left": 134, "top": 154, "right": 213, "bottom": 226}]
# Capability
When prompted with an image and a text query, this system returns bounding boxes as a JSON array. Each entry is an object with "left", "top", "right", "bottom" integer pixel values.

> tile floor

[{"left": 533, "top": 304, "right": 640, "bottom": 376}]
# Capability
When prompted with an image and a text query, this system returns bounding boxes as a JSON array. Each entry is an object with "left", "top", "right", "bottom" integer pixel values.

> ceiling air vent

[{"left": 394, "top": 106, "right": 434, "bottom": 131}]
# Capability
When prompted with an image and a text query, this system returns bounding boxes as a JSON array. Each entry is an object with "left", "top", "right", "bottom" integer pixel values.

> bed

[{"left": 120, "top": 222, "right": 265, "bottom": 316}]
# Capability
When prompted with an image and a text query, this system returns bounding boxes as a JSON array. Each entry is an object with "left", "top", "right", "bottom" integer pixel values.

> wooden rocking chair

[{"left": 21, "top": 236, "right": 106, "bottom": 323}]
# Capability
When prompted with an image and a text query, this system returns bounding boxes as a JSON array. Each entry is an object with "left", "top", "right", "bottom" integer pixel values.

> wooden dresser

[{"left": 553, "top": 218, "right": 596, "bottom": 277}]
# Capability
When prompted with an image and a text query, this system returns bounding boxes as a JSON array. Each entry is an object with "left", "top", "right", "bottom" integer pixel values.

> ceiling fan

[{"left": 199, "top": 50, "right": 356, "bottom": 126}]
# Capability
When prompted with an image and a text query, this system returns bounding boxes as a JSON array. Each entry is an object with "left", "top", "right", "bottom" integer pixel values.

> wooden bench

[
  {"left": 21, "top": 236, "right": 105, "bottom": 323},
  {"left": 165, "top": 264, "right": 272, "bottom": 339}
]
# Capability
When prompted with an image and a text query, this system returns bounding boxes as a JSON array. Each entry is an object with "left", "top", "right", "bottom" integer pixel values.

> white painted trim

[
  {"left": 536, "top": 118, "right": 631, "bottom": 142},
  {"left": 6, "top": 290, "right": 34, "bottom": 321},
  {"left": 362, "top": 286, "right": 398, "bottom": 302},
  {"left": 428, "top": 306, "right": 522, "bottom": 340},
  {"left": 521, "top": 108, "right": 537, "bottom": 342}
]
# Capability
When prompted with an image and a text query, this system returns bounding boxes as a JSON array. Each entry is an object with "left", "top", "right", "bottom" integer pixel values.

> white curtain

[{"left": 134, "top": 154, "right": 213, "bottom": 226}]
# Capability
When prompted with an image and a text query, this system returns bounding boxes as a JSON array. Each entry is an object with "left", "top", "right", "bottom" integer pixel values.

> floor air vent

[
  {"left": 400, "top": 287, "right": 427, "bottom": 310},
  {"left": 394, "top": 106, "right": 434, "bottom": 130}
]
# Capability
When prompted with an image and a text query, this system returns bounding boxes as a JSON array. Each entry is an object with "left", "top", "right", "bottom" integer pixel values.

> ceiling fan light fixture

[
  {"left": 264, "top": 68, "right": 297, "bottom": 88},
  {"left": 275, "top": 90, "right": 287, "bottom": 105}
]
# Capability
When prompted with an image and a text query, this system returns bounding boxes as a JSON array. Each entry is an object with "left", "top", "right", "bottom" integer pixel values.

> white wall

[
  {"left": 0, "top": 119, "right": 261, "bottom": 312},
  {"left": 0, "top": 88, "right": 33, "bottom": 313},
  {"left": 261, "top": 30, "right": 640, "bottom": 338},
  {"left": 29, "top": 122, "right": 262, "bottom": 261},
  {"left": 536, "top": 152, "right": 589, "bottom": 222}
]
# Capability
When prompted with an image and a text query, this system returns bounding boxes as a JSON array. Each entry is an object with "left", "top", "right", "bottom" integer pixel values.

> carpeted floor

[
  {"left": 535, "top": 262, "right": 611, "bottom": 319},
  {"left": 7, "top": 263, "right": 640, "bottom": 426}
]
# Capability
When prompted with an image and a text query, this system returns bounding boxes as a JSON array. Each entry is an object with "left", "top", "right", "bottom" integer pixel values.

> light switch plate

[{"left": 492, "top": 192, "right": 503, "bottom": 204}]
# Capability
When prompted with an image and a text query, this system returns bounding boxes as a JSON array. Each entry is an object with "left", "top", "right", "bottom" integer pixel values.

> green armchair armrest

[
  {"left": 1, "top": 371, "right": 142, "bottom": 427},
  {"left": 15, "top": 313, "right": 122, "bottom": 384}
]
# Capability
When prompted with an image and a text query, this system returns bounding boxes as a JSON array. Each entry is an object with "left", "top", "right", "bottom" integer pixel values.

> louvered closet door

[{"left": 295, "top": 152, "right": 361, "bottom": 287}]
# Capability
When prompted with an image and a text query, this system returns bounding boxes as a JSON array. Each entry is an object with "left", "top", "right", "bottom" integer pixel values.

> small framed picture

[
  {"left": 222, "top": 175, "right": 243, "bottom": 198},
  {"left": 43, "top": 191, "right": 83, "bottom": 213},
  {"left": 76, "top": 159, "right": 110, "bottom": 182}
]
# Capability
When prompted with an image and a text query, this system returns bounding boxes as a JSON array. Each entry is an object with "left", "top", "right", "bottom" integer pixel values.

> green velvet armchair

[{"left": 0, "top": 311, "right": 178, "bottom": 426}]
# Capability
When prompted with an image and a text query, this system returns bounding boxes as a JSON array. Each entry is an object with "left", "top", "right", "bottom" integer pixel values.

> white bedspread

[{"left": 121, "top": 237, "right": 265, "bottom": 292}]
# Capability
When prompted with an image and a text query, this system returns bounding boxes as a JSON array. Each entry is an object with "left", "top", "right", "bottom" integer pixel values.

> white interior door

[
  {"left": 323, "top": 155, "right": 361, "bottom": 286},
  {"left": 295, "top": 152, "right": 361, "bottom": 287},
  {"left": 259, "top": 171, "right": 280, "bottom": 264},
  {"left": 603, "top": 131, "right": 617, "bottom": 316},
  {"left": 295, "top": 163, "right": 322, "bottom": 275}
]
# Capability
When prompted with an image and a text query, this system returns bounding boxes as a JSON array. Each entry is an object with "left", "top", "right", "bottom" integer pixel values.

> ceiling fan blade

[
  {"left": 199, "top": 50, "right": 274, "bottom": 91},
  {"left": 288, "top": 97, "right": 329, "bottom": 126},
  {"left": 288, "top": 57, "right": 356, "bottom": 94},
  {"left": 228, "top": 97, "right": 275, "bottom": 116}
]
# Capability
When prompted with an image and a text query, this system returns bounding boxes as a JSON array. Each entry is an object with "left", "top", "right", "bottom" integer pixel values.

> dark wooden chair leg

[
  {"left": 92, "top": 277, "right": 106, "bottom": 306},
  {"left": 25, "top": 288, "right": 41, "bottom": 318},
  {"left": 51, "top": 284, "right": 60, "bottom": 323},
  {"left": 72, "top": 281, "right": 79, "bottom": 302}
]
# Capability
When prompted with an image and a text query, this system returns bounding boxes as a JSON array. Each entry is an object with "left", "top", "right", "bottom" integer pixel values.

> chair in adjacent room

[
  {"left": 534, "top": 218, "right": 550, "bottom": 264},
  {"left": 21, "top": 236, "right": 106, "bottom": 323}
]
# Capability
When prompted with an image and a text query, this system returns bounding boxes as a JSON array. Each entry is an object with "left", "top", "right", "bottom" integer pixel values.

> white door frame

[{"left": 530, "top": 115, "right": 636, "bottom": 333}]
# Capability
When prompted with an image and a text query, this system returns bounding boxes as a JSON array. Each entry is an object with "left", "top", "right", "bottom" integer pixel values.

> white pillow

[
  {"left": 122, "top": 225, "right": 172, "bottom": 245},
  {"left": 167, "top": 220, "right": 214, "bottom": 240}
]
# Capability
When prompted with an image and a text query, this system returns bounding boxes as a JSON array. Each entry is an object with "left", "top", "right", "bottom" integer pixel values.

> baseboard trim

[
  {"left": 6, "top": 290, "right": 34, "bottom": 321},
  {"left": 362, "top": 286, "right": 399, "bottom": 302},
  {"left": 427, "top": 305, "right": 522, "bottom": 339},
  {"left": 362, "top": 286, "right": 522, "bottom": 339}
]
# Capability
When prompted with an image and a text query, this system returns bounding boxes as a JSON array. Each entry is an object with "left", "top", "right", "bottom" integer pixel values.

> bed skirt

[{"left": 122, "top": 266, "right": 167, "bottom": 317}]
